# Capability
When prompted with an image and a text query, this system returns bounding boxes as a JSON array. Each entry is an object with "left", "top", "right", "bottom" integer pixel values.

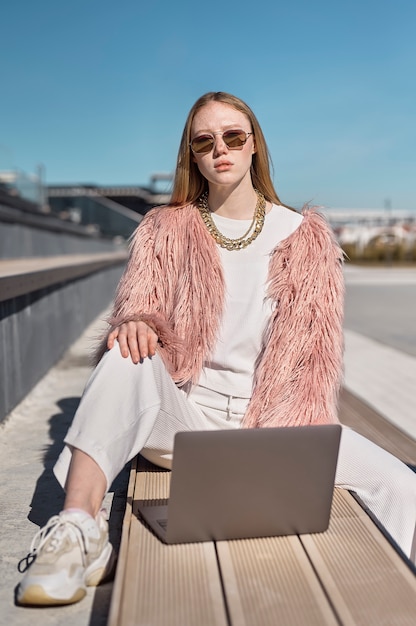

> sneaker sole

[
  {"left": 17, "top": 544, "right": 116, "bottom": 606},
  {"left": 17, "top": 584, "right": 86, "bottom": 606},
  {"left": 85, "top": 543, "right": 116, "bottom": 586}
]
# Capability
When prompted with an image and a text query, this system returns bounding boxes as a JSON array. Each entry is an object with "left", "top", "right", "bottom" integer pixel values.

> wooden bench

[{"left": 108, "top": 391, "right": 416, "bottom": 626}]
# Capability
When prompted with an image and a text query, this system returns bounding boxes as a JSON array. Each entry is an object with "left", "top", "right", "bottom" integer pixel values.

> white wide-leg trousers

[{"left": 54, "top": 345, "right": 416, "bottom": 562}]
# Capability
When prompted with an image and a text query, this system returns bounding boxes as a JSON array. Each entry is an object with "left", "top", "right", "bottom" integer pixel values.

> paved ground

[
  {"left": 0, "top": 313, "right": 129, "bottom": 626},
  {"left": 0, "top": 265, "right": 415, "bottom": 626},
  {"left": 343, "top": 265, "right": 416, "bottom": 439},
  {"left": 344, "top": 265, "right": 416, "bottom": 357}
]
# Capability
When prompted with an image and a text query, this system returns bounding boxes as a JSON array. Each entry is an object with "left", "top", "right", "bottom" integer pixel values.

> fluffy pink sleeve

[
  {"left": 94, "top": 208, "right": 184, "bottom": 363},
  {"left": 242, "top": 209, "right": 345, "bottom": 428}
]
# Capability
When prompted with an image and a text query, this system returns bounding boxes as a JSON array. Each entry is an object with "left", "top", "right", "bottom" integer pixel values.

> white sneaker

[{"left": 17, "top": 509, "right": 116, "bottom": 606}]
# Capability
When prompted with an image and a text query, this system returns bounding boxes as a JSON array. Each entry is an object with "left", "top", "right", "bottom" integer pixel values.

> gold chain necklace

[{"left": 197, "top": 190, "right": 266, "bottom": 251}]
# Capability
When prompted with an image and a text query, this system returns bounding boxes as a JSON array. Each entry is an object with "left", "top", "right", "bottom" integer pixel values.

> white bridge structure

[
  {"left": 320, "top": 208, "right": 416, "bottom": 252},
  {"left": 322, "top": 208, "right": 416, "bottom": 228}
]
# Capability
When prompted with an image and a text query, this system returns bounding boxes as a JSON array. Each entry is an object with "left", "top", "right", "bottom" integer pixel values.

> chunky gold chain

[{"left": 197, "top": 190, "right": 266, "bottom": 250}]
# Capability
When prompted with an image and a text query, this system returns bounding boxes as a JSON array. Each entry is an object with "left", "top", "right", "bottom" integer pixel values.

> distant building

[
  {"left": 47, "top": 176, "right": 172, "bottom": 239},
  {"left": 0, "top": 169, "right": 47, "bottom": 211},
  {"left": 48, "top": 177, "right": 171, "bottom": 216}
]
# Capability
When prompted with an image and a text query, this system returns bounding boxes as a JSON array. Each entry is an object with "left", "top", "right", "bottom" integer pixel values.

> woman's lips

[{"left": 214, "top": 161, "right": 232, "bottom": 171}]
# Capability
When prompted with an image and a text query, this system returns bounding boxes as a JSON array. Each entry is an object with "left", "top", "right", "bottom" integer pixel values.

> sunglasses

[{"left": 190, "top": 129, "right": 253, "bottom": 154}]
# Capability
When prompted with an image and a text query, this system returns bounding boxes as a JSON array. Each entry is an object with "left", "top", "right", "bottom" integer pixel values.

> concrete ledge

[
  {"left": 0, "top": 252, "right": 128, "bottom": 302},
  {"left": 0, "top": 203, "right": 99, "bottom": 236},
  {"left": 0, "top": 253, "right": 127, "bottom": 423},
  {"left": 0, "top": 205, "right": 130, "bottom": 258}
]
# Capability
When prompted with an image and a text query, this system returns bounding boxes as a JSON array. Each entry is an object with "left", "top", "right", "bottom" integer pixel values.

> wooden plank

[
  {"left": 110, "top": 456, "right": 228, "bottom": 626},
  {"left": 217, "top": 536, "right": 337, "bottom": 626},
  {"left": 301, "top": 489, "right": 416, "bottom": 626},
  {"left": 107, "top": 456, "right": 138, "bottom": 626},
  {"left": 339, "top": 387, "right": 416, "bottom": 465}
]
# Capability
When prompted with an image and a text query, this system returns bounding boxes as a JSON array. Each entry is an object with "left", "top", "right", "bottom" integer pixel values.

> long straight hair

[{"left": 170, "top": 92, "right": 289, "bottom": 208}]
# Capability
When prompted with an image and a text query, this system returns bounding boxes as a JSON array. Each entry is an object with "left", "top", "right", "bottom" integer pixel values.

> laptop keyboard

[{"left": 157, "top": 518, "right": 168, "bottom": 530}]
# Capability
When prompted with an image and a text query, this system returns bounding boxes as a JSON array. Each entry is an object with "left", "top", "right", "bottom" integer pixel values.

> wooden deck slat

[
  {"left": 110, "top": 457, "right": 228, "bottom": 626},
  {"left": 107, "top": 456, "right": 138, "bottom": 626},
  {"left": 301, "top": 489, "right": 416, "bottom": 626},
  {"left": 217, "top": 535, "right": 338, "bottom": 626}
]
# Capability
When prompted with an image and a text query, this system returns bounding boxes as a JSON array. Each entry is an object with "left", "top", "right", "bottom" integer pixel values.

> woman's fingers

[
  {"left": 110, "top": 321, "right": 158, "bottom": 363},
  {"left": 107, "top": 327, "right": 119, "bottom": 350},
  {"left": 129, "top": 322, "right": 145, "bottom": 363},
  {"left": 147, "top": 328, "right": 158, "bottom": 357},
  {"left": 118, "top": 322, "right": 138, "bottom": 360}
]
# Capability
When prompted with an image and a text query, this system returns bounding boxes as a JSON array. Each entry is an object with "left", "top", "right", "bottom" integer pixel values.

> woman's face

[{"left": 190, "top": 101, "right": 255, "bottom": 190}]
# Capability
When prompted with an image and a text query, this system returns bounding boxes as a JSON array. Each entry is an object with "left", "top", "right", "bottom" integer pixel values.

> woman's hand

[{"left": 107, "top": 321, "right": 158, "bottom": 363}]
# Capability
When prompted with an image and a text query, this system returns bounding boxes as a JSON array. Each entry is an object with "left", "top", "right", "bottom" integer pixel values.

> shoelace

[{"left": 18, "top": 514, "right": 89, "bottom": 573}]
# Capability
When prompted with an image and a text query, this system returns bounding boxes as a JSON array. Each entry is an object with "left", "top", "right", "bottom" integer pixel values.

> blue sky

[{"left": 1, "top": 0, "right": 415, "bottom": 210}]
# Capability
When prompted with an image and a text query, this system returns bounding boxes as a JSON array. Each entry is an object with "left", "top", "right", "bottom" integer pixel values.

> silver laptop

[{"left": 137, "top": 424, "right": 341, "bottom": 544}]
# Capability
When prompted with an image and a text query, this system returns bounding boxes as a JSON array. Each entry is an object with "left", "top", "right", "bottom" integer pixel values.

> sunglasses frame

[{"left": 190, "top": 129, "right": 253, "bottom": 154}]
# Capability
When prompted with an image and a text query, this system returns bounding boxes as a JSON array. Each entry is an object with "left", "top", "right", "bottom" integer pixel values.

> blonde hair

[{"left": 170, "top": 92, "right": 286, "bottom": 207}]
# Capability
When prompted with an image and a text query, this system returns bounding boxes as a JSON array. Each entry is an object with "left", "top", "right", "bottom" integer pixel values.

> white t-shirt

[{"left": 195, "top": 203, "right": 303, "bottom": 398}]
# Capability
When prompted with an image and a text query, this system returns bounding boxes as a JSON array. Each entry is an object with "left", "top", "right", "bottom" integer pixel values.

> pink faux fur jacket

[{"left": 100, "top": 203, "right": 345, "bottom": 428}]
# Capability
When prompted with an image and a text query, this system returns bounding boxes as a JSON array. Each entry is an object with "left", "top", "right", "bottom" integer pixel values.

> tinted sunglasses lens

[
  {"left": 191, "top": 135, "right": 214, "bottom": 154},
  {"left": 223, "top": 130, "right": 247, "bottom": 148}
]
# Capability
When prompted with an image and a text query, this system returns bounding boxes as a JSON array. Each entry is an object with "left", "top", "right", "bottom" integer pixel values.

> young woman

[{"left": 18, "top": 92, "right": 416, "bottom": 606}]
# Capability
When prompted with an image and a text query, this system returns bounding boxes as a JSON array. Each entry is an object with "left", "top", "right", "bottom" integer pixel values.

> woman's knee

[{"left": 336, "top": 427, "right": 416, "bottom": 497}]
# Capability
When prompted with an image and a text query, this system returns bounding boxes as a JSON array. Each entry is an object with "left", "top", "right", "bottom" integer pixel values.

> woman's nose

[{"left": 212, "top": 134, "right": 228, "bottom": 156}]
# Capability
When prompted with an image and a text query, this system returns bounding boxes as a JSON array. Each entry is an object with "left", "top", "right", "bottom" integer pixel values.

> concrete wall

[
  {"left": 0, "top": 265, "right": 123, "bottom": 424},
  {"left": 0, "top": 218, "right": 122, "bottom": 258}
]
